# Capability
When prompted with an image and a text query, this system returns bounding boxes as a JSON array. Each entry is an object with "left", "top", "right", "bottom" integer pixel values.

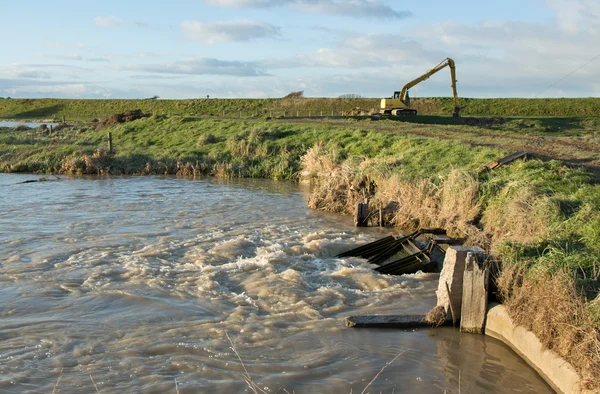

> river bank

[{"left": 1, "top": 113, "right": 599, "bottom": 391}]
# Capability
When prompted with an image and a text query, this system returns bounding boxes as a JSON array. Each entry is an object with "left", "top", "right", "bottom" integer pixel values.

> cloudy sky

[{"left": 1, "top": 0, "right": 599, "bottom": 99}]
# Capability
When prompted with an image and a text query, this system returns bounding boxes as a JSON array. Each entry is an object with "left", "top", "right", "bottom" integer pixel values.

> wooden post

[
  {"left": 354, "top": 202, "right": 369, "bottom": 227},
  {"left": 50, "top": 125, "right": 53, "bottom": 133},
  {"left": 62, "top": 114, "right": 66, "bottom": 124},
  {"left": 460, "top": 252, "right": 489, "bottom": 334},
  {"left": 379, "top": 204, "right": 383, "bottom": 227},
  {"left": 108, "top": 132, "right": 113, "bottom": 154},
  {"left": 239, "top": 111, "right": 242, "bottom": 118},
  {"left": 445, "top": 281, "right": 457, "bottom": 327}
]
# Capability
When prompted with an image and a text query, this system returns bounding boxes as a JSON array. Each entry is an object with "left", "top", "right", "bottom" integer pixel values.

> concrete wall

[{"left": 486, "top": 304, "right": 591, "bottom": 394}]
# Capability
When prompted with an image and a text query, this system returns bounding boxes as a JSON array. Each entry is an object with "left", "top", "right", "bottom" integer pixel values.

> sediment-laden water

[
  {"left": 0, "top": 122, "right": 58, "bottom": 128},
  {"left": 0, "top": 175, "right": 552, "bottom": 393}
]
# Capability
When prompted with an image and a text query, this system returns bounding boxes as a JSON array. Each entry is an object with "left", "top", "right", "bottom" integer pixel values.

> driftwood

[
  {"left": 17, "top": 176, "right": 60, "bottom": 184},
  {"left": 481, "top": 151, "right": 529, "bottom": 172},
  {"left": 345, "top": 314, "right": 453, "bottom": 328}
]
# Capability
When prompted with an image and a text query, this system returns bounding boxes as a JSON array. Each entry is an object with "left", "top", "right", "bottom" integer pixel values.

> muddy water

[
  {"left": 0, "top": 121, "right": 58, "bottom": 128},
  {"left": 0, "top": 175, "right": 552, "bottom": 394}
]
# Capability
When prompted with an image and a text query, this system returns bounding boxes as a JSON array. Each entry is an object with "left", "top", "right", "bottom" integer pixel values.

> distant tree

[
  {"left": 338, "top": 94, "right": 363, "bottom": 99},
  {"left": 144, "top": 95, "right": 159, "bottom": 100},
  {"left": 283, "top": 91, "right": 304, "bottom": 99}
]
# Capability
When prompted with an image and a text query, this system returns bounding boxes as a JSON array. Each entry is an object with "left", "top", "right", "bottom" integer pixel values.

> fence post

[
  {"left": 354, "top": 202, "right": 369, "bottom": 227},
  {"left": 239, "top": 111, "right": 242, "bottom": 118},
  {"left": 108, "top": 132, "right": 113, "bottom": 154}
]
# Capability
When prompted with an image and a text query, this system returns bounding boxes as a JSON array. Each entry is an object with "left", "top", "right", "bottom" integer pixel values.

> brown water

[{"left": 0, "top": 175, "right": 553, "bottom": 393}]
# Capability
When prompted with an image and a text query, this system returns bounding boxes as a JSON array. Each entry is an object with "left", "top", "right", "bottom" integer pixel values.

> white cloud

[
  {"left": 14, "top": 70, "right": 52, "bottom": 79},
  {"left": 546, "top": 0, "right": 600, "bottom": 34},
  {"left": 88, "top": 57, "right": 110, "bottom": 62},
  {"left": 94, "top": 16, "right": 124, "bottom": 28},
  {"left": 203, "top": 0, "right": 410, "bottom": 19},
  {"left": 266, "top": 34, "right": 443, "bottom": 69},
  {"left": 122, "top": 57, "right": 270, "bottom": 76},
  {"left": 62, "top": 54, "right": 83, "bottom": 61},
  {"left": 181, "top": 19, "right": 280, "bottom": 44}
]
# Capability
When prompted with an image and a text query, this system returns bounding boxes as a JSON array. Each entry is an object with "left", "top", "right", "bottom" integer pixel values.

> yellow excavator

[{"left": 380, "top": 57, "right": 461, "bottom": 117}]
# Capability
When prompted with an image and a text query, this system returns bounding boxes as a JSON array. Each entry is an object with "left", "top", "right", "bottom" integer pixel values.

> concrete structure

[
  {"left": 436, "top": 246, "right": 486, "bottom": 321},
  {"left": 486, "top": 304, "right": 590, "bottom": 394}
]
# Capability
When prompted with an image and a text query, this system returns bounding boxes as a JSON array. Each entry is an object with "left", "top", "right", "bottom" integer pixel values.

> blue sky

[{"left": 1, "top": 0, "right": 598, "bottom": 99}]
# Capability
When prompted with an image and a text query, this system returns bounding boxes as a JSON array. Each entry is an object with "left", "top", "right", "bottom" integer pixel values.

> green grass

[
  {"left": 0, "top": 116, "right": 507, "bottom": 179},
  {"left": 2, "top": 97, "right": 600, "bottom": 122}
]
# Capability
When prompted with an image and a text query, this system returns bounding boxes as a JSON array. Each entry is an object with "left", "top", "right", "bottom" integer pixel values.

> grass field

[{"left": 2, "top": 96, "right": 600, "bottom": 122}]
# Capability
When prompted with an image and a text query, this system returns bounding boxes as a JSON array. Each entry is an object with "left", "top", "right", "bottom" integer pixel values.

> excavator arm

[{"left": 381, "top": 57, "right": 461, "bottom": 117}]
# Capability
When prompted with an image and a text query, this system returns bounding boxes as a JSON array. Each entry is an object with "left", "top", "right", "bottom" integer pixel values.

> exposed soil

[{"left": 98, "top": 109, "right": 150, "bottom": 128}]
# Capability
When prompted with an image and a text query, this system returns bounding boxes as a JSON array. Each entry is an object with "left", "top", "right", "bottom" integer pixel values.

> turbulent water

[{"left": 0, "top": 175, "right": 552, "bottom": 393}]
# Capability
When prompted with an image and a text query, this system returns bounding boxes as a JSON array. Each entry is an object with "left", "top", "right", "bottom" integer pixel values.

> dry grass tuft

[
  {"left": 301, "top": 147, "right": 487, "bottom": 243},
  {"left": 498, "top": 266, "right": 600, "bottom": 390},
  {"left": 424, "top": 306, "right": 447, "bottom": 327},
  {"left": 300, "top": 143, "right": 374, "bottom": 214},
  {"left": 372, "top": 171, "right": 486, "bottom": 245}
]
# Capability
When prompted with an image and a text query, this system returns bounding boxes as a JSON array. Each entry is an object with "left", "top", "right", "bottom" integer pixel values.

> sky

[{"left": 1, "top": 0, "right": 599, "bottom": 99}]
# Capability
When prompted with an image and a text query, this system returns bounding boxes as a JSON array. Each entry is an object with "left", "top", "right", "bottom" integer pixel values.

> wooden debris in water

[
  {"left": 337, "top": 228, "right": 462, "bottom": 276},
  {"left": 345, "top": 314, "right": 453, "bottom": 328}
]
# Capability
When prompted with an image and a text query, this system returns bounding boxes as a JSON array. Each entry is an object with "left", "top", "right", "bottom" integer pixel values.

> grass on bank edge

[{"left": 0, "top": 116, "right": 506, "bottom": 180}]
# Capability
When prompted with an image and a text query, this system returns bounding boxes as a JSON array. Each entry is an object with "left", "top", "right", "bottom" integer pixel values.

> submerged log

[{"left": 345, "top": 314, "right": 454, "bottom": 328}]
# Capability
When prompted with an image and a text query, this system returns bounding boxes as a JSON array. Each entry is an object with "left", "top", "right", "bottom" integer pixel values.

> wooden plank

[
  {"left": 482, "top": 150, "right": 529, "bottom": 172},
  {"left": 345, "top": 315, "right": 453, "bottom": 328},
  {"left": 460, "top": 252, "right": 489, "bottom": 334}
]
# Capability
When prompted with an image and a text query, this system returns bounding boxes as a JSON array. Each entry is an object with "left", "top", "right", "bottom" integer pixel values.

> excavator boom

[{"left": 380, "top": 58, "right": 460, "bottom": 117}]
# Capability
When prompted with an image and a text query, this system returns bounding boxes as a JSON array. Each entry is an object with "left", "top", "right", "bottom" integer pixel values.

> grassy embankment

[
  {"left": 1, "top": 97, "right": 599, "bottom": 390},
  {"left": 2, "top": 97, "right": 600, "bottom": 121}
]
